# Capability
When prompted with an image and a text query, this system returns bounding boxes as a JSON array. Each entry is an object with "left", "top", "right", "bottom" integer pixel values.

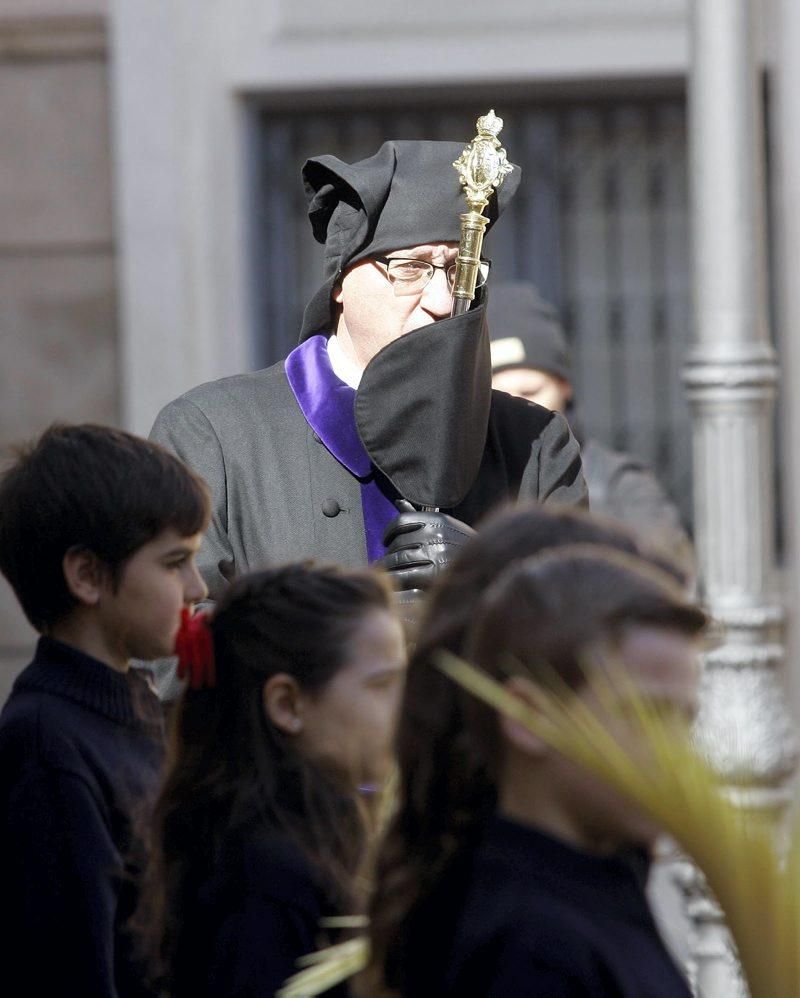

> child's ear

[
  {"left": 62, "top": 547, "right": 105, "bottom": 607},
  {"left": 262, "top": 674, "right": 304, "bottom": 735},
  {"left": 499, "top": 675, "right": 551, "bottom": 758}
]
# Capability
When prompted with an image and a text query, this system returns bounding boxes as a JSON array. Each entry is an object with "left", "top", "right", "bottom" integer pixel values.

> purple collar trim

[{"left": 285, "top": 335, "right": 372, "bottom": 478}]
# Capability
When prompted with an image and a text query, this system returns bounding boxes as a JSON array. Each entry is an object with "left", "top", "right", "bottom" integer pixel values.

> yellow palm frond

[{"left": 276, "top": 938, "right": 369, "bottom": 998}]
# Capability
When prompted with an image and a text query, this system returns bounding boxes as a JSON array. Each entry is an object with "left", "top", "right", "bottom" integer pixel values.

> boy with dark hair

[{"left": 0, "top": 424, "right": 210, "bottom": 996}]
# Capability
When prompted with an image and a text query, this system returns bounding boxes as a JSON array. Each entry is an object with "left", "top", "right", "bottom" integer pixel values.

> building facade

[
  {"left": 2, "top": 0, "right": 798, "bottom": 722},
  {"left": 0, "top": 0, "right": 116, "bottom": 702}
]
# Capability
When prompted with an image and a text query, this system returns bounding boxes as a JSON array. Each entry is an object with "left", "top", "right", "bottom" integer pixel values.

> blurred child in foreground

[
  {"left": 134, "top": 563, "right": 405, "bottom": 997},
  {"left": 0, "top": 424, "right": 209, "bottom": 996},
  {"left": 366, "top": 509, "right": 703, "bottom": 997}
]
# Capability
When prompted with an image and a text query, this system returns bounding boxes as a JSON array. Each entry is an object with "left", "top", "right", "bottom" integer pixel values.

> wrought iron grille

[{"left": 247, "top": 92, "right": 692, "bottom": 527}]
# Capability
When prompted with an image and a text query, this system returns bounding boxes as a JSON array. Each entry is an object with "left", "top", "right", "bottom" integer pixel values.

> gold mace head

[{"left": 453, "top": 109, "right": 514, "bottom": 214}]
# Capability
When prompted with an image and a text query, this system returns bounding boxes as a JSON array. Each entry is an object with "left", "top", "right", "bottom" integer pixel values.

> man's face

[
  {"left": 492, "top": 366, "right": 573, "bottom": 412},
  {"left": 333, "top": 242, "right": 458, "bottom": 366}
]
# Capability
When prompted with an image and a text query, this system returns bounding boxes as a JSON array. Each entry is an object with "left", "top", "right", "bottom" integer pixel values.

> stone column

[
  {"left": 683, "top": 0, "right": 798, "bottom": 993},
  {"left": 773, "top": 0, "right": 800, "bottom": 732}
]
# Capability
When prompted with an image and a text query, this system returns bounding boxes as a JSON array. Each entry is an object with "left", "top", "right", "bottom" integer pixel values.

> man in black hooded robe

[{"left": 150, "top": 140, "right": 587, "bottom": 598}]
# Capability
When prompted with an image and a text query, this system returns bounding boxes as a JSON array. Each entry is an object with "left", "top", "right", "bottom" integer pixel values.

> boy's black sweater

[
  {"left": 402, "top": 815, "right": 692, "bottom": 997},
  {"left": 0, "top": 637, "right": 164, "bottom": 996}
]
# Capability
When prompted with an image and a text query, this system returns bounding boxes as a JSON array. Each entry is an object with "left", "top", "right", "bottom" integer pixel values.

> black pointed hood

[{"left": 300, "top": 140, "right": 520, "bottom": 340}]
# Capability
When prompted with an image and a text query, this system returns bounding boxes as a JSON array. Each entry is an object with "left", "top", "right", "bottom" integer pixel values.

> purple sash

[{"left": 285, "top": 335, "right": 398, "bottom": 562}]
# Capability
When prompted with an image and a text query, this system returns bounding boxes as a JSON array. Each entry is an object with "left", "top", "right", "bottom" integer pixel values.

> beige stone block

[
  {"left": 0, "top": 2, "right": 106, "bottom": 16},
  {"left": 0, "top": 575, "right": 35, "bottom": 710},
  {"left": 0, "top": 647, "right": 33, "bottom": 709},
  {"left": 0, "top": 58, "right": 112, "bottom": 247},
  {"left": 0, "top": 253, "right": 118, "bottom": 448},
  {"left": 0, "top": 575, "right": 35, "bottom": 649},
  {"left": 0, "top": 11, "right": 106, "bottom": 61}
]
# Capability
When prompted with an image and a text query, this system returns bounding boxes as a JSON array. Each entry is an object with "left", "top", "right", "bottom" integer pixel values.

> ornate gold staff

[{"left": 451, "top": 110, "right": 513, "bottom": 316}]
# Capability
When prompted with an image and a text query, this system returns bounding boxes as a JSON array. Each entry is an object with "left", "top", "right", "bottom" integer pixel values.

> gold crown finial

[
  {"left": 449, "top": 109, "right": 514, "bottom": 322},
  {"left": 476, "top": 109, "right": 503, "bottom": 140},
  {"left": 453, "top": 109, "right": 513, "bottom": 214}
]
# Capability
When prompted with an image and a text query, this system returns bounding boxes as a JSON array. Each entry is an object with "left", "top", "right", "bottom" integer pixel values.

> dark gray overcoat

[
  {"left": 580, "top": 438, "right": 693, "bottom": 574},
  {"left": 151, "top": 361, "right": 587, "bottom": 600}
]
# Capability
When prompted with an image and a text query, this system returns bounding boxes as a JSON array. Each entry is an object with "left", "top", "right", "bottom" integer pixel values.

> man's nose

[{"left": 420, "top": 267, "right": 452, "bottom": 318}]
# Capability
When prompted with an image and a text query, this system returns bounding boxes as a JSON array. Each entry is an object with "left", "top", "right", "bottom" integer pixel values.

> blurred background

[{"left": 1, "top": 0, "right": 798, "bottom": 711}]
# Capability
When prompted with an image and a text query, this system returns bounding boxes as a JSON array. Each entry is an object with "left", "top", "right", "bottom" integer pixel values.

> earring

[{"left": 291, "top": 717, "right": 302, "bottom": 732}]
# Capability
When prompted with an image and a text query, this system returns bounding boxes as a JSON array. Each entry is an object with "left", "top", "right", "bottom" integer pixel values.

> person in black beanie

[
  {"left": 0, "top": 424, "right": 209, "bottom": 996},
  {"left": 150, "top": 138, "right": 587, "bottom": 612},
  {"left": 490, "top": 281, "right": 693, "bottom": 575}
]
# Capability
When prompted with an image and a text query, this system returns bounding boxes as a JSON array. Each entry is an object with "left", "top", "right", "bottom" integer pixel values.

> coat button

[{"left": 322, "top": 499, "right": 341, "bottom": 518}]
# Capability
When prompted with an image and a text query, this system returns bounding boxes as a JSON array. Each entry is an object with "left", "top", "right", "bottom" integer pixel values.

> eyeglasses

[{"left": 372, "top": 256, "right": 491, "bottom": 296}]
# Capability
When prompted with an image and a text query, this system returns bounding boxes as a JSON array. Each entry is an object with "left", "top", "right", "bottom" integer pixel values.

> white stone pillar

[
  {"left": 773, "top": 0, "right": 800, "bottom": 730},
  {"left": 683, "top": 0, "right": 797, "bottom": 993}
]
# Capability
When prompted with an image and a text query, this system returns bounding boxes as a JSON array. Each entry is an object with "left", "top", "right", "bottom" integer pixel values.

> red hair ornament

[{"left": 174, "top": 607, "right": 216, "bottom": 690}]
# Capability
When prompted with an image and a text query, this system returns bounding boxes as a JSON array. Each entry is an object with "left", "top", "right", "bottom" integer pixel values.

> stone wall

[{"left": 0, "top": 0, "right": 116, "bottom": 704}]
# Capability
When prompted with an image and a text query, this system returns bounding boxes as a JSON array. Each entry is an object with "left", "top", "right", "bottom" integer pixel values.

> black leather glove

[{"left": 380, "top": 501, "right": 476, "bottom": 592}]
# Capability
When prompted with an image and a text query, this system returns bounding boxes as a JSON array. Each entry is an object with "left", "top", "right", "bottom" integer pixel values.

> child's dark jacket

[
  {"left": 402, "top": 815, "right": 692, "bottom": 997},
  {"left": 171, "top": 826, "right": 348, "bottom": 997},
  {"left": 0, "top": 637, "right": 164, "bottom": 996}
]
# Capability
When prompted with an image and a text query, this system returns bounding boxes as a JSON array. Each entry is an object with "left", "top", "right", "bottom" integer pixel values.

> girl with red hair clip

[{"left": 133, "top": 563, "right": 405, "bottom": 997}]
